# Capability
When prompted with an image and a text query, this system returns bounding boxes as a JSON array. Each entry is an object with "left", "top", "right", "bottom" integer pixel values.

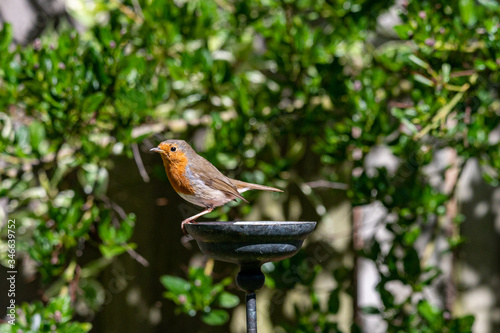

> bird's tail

[{"left": 231, "top": 179, "right": 283, "bottom": 194}]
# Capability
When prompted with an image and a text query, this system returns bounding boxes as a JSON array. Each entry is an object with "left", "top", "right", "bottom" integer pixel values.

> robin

[{"left": 151, "top": 140, "right": 283, "bottom": 233}]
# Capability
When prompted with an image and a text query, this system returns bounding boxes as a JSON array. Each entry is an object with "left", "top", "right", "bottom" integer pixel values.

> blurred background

[{"left": 1, "top": 0, "right": 500, "bottom": 332}]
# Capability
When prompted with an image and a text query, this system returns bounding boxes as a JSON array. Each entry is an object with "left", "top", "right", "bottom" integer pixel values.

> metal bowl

[{"left": 184, "top": 221, "right": 317, "bottom": 265}]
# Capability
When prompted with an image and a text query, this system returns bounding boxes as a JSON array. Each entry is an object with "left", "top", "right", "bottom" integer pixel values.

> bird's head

[{"left": 150, "top": 140, "right": 193, "bottom": 164}]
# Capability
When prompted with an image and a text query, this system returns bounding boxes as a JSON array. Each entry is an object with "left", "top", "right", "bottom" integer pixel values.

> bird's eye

[{"left": 170, "top": 146, "right": 177, "bottom": 152}]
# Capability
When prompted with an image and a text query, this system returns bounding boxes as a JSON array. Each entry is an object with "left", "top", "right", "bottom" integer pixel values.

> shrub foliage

[{"left": 1, "top": 0, "right": 499, "bottom": 331}]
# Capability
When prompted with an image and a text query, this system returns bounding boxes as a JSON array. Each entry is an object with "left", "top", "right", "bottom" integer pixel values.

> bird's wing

[{"left": 189, "top": 156, "right": 248, "bottom": 203}]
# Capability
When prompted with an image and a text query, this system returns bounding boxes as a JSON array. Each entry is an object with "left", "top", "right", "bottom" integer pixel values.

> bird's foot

[
  {"left": 180, "top": 207, "right": 212, "bottom": 235},
  {"left": 181, "top": 218, "right": 197, "bottom": 236}
]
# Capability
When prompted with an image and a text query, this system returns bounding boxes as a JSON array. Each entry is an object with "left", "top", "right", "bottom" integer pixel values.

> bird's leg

[{"left": 181, "top": 207, "right": 214, "bottom": 235}]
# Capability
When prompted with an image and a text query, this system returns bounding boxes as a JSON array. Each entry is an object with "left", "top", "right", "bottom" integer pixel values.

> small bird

[{"left": 151, "top": 140, "right": 283, "bottom": 233}]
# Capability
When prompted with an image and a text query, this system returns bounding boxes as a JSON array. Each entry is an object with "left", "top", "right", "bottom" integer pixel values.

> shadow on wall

[
  {"left": 91, "top": 150, "right": 233, "bottom": 333},
  {"left": 458, "top": 159, "right": 500, "bottom": 333}
]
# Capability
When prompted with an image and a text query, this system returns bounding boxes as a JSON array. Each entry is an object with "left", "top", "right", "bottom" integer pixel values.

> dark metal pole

[
  {"left": 246, "top": 292, "right": 257, "bottom": 333},
  {"left": 236, "top": 264, "right": 265, "bottom": 333}
]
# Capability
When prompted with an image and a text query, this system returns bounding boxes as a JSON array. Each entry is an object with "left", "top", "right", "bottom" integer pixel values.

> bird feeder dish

[{"left": 185, "top": 221, "right": 317, "bottom": 333}]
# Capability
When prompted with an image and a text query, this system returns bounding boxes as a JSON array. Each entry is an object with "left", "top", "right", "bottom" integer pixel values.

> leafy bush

[
  {"left": 0, "top": 296, "right": 91, "bottom": 333},
  {"left": 1, "top": 0, "right": 499, "bottom": 331},
  {"left": 161, "top": 266, "right": 239, "bottom": 326}
]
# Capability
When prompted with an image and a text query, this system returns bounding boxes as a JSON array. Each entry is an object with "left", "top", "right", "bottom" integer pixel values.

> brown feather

[
  {"left": 230, "top": 179, "right": 283, "bottom": 193},
  {"left": 188, "top": 154, "right": 248, "bottom": 203}
]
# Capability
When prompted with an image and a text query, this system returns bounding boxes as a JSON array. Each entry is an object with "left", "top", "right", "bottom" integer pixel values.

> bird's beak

[{"left": 150, "top": 147, "right": 163, "bottom": 153}]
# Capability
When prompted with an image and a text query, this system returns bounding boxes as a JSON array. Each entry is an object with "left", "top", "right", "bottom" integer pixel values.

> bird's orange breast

[{"left": 161, "top": 154, "right": 195, "bottom": 195}]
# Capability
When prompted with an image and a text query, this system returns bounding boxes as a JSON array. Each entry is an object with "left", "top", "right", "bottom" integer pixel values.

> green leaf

[
  {"left": 201, "top": 309, "right": 229, "bottom": 326},
  {"left": 478, "top": 0, "right": 500, "bottom": 9},
  {"left": 82, "top": 92, "right": 106, "bottom": 113},
  {"left": 408, "top": 55, "right": 429, "bottom": 69},
  {"left": 327, "top": 288, "right": 340, "bottom": 314},
  {"left": 47, "top": 295, "right": 72, "bottom": 320},
  {"left": 413, "top": 74, "right": 434, "bottom": 87},
  {"left": 218, "top": 292, "right": 239, "bottom": 309},
  {"left": 442, "top": 63, "right": 451, "bottom": 83},
  {"left": 98, "top": 244, "right": 127, "bottom": 258},
  {"left": 403, "top": 226, "right": 421, "bottom": 246},
  {"left": 404, "top": 247, "right": 421, "bottom": 279},
  {"left": 79, "top": 279, "right": 105, "bottom": 310},
  {"left": 417, "top": 300, "right": 440, "bottom": 323},
  {"left": 361, "top": 306, "right": 380, "bottom": 314},
  {"left": 401, "top": 118, "right": 419, "bottom": 134},
  {"left": 160, "top": 275, "right": 191, "bottom": 295},
  {"left": 394, "top": 25, "right": 412, "bottom": 39},
  {"left": 452, "top": 314, "right": 475, "bottom": 332},
  {"left": 93, "top": 167, "right": 109, "bottom": 197},
  {"left": 29, "top": 121, "right": 46, "bottom": 149},
  {"left": 0, "top": 23, "right": 13, "bottom": 51},
  {"left": 459, "top": 0, "right": 477, "bottom": 26}
]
